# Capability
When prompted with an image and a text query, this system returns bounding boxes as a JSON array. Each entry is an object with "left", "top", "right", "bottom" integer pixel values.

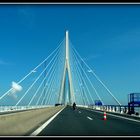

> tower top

[{"left": 66, "top": 30, "right": 69, "bottom": 60}]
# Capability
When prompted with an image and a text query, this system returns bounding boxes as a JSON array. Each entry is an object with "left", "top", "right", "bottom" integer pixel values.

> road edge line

[{"left": 30, "top": 106, "right": 65, "bottom": 136}]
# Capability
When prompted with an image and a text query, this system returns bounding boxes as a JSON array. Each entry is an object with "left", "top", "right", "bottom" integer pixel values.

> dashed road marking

[{"left": 87, "top": 116, "right": 93, "bottom": 120}]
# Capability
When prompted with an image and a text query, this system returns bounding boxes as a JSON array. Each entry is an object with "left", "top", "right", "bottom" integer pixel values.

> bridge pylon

[{"left": 58, "top": 31, "right": 75, "bottom": 105}]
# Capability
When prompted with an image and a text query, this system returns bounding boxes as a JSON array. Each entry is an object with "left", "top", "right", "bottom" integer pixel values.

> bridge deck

[{"left": 37, "top": 106, "right": 140, "bottom": 136}]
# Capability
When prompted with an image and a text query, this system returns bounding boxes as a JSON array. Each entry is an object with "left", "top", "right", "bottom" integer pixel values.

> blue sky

[{"left": 0, "top": 4, "right": 140, "bottom": 105}]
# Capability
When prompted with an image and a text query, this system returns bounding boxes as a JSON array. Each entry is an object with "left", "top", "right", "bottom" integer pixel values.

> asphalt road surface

[{"left": 38, "top": 106, "right": 140, "bottom": 136}]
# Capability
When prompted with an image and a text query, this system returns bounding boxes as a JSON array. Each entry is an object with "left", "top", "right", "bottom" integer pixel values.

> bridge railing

[
  {"left": 0, "top": 105, "right": 54, "bottom": 113},
  {"left": 88, "top": 105, "right": 132, "bottom": 115}
]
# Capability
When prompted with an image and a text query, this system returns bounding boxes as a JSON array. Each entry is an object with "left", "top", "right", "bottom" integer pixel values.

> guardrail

[
  {"left": 0, "top": 105, "right": 54, "bottom": 113},
  {"left": 88, "top": 105, "right": 140, "bottom": 117}
]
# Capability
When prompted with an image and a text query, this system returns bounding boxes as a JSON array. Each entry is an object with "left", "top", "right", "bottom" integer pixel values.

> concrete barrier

[{"left": 0, "top": 106, "right": 64, "bottom": 136}]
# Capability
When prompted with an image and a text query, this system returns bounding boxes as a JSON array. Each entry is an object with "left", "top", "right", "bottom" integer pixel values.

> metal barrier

[
  {"left": 0, "top": 105, "right": 54, "bottom": 113},
  {"left": 89, "top": 105, "right": 130, "bottom": 115}
]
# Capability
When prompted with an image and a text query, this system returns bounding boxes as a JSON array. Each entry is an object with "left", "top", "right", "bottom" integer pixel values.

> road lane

[{"left": 38, "top": 106, "right": 140, "bottom": 136}]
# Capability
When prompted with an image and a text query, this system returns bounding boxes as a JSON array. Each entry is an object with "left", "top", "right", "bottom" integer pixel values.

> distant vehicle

[
  {"left": 95, "top": 100, "right": 102, "bottom": 106},
  {"left": 55, "top": 103, "right": 62, "bottom": 106}
]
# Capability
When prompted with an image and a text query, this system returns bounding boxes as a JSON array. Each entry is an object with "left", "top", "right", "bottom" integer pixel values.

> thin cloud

[
  {"left": 16, "top": 7, "right": 36, "bottom": 30},
  {"left": 0, "top": 60, "right": 8, "bottom": 65},
  {"left": 83, "top": 54, "right": 101, "bottom": 61},
  {"left": 0, "top": 60, "right": 13, "bottom": 66}
]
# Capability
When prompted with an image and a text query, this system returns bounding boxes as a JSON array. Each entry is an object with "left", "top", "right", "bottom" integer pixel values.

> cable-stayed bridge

[{"left": 0, "top": 31, "right": 140, "bottom": 136}]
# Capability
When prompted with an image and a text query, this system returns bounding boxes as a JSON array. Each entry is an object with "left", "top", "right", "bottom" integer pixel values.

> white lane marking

[
  {"left": 87, "top": 109, "right": 140, "bottom": 123},
  {"left": 87, "top": 116, "right": 93, "bottom": 120},
  {"left": 30, "top": 107, "right": 65, "bottom": 136}
]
